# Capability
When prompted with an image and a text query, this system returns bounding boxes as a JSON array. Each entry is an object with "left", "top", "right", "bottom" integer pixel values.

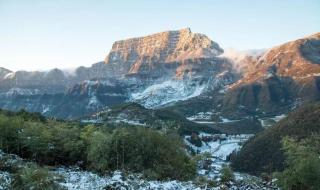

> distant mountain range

[{"left": 0, "top": 29, "right": 319, "bottom": 128}]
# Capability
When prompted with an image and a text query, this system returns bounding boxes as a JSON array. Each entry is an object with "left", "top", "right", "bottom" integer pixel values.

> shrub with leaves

[
  {"left": 12, "top": 164, "right": 64, "bottom": 190},
  {"left": 275, "top": 136, "right": 320, "bottom": 190},
  {"left": 220, "top": 165, "right": 234, "bottom": 183}
]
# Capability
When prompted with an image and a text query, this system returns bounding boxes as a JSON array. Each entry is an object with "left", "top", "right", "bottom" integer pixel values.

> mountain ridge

[{"left": 0, "top": 30, "right": 319, "bottom": 124}]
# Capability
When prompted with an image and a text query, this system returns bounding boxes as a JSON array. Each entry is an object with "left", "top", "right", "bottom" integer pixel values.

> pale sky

[{"left": 1, "top": 0, "right": 319, "bottom": 71}]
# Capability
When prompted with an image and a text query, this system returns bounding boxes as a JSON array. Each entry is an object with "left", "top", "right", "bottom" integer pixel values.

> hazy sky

[{"left": 1, "top": 0, "right": 319, "bottom": 71}]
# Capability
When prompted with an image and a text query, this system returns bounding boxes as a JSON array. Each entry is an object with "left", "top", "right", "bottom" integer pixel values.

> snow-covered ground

[
  {"left": 184, "top": 133, "right": 253, "bottom": 158},
  {"left": 184, "top": 133, "right": 253, "bottom": 179},
  {"left": 55, "top": 168, "right": 198, "bottom": 190},
  {"left": 114, "top": 118, "right": 146, "bottom": 126},
  {"left": 187, "top": 113, "right": 241, "bottom": 124}
]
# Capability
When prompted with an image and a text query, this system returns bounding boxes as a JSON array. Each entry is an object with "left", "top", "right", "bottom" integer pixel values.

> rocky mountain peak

[{"left": 104, "top": 28, "right": 223, "bottom": 76}]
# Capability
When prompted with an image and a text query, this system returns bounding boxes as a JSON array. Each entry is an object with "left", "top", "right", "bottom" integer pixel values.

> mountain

[
  {"left": 223, "top": 33, "right": 320, "bottom": 116},
  {"left": 229, "top": 102, "right": 320, "bottom": 175},
  {"left": 0, "top": 30, "right": 319, "bottom": 126},
  {"left": 169, "top": 33, "right": 320, "bottom": 118},
  {"left": 0, "top": 28, "right": 234, "bottom": 119}
]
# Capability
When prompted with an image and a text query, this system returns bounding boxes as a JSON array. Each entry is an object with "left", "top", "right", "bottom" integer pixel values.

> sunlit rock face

[
  {"left": 104, "top": 28, "right": 224, "bottom": 78},
  {"left": 223, "top": 33, "right": 320, "bottom": 114}
]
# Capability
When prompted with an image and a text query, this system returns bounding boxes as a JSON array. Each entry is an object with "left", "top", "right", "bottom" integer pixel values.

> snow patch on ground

[
  {"left": 187, "top": 113, "right": 240, "bottom": 124},
  {"left": 259, "top": 114, "right": 287, "bottom": 128},
  {"left": 55, "top": 168, "right": 109, "bottom": 190},
  {"left": 187, "top": 112, "right": 213, "bottom": 121},
  {"left": 184, "top": 133, "right": 253, "bottom": 179},
  {"left": 114, "top": 118, "right": 146, "bottom": 126},
  {"left": 219, "top": 117, "right": 240, "bottom": 123},
  {"left": 185, "top": 133, "right": 252, "bottom": 160}
]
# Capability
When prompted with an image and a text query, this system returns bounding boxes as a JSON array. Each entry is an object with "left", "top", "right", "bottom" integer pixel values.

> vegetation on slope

[
  {"left": 230, "top": 103, "right": 320, "bottom": 175},
  {"left": 99, "top": 102, "right": 219, "bottom": 135},
  {"left": 0, "top": 109, "right": 196, "bottom": 181},
  {"left": 275, "top": 136, "right": 320, "bottom": 190}
]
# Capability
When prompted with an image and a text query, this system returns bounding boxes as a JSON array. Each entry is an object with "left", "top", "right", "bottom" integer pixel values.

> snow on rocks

[
  {"left": 55, "top": 167, "right": 110, "bottom": 190},
  {"left": 0, "top": 171, "right": 11, "bottom": 190},
  {"left": 131, "top": 79, "right": 206, "bottom": 108},
  {"left": 55, "top": 168, "right": 198, "bottom": 190}
]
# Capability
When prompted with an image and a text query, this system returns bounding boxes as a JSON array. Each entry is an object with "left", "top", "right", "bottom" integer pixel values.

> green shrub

[
  {"left": 276, "top": 136, "right": 320, "bottom": 190},
  {"left": 220, "top": 165, "right": 234, "bottom": 183},
  {"left": 86, "top": 131, "right": 112, "bottom": 173},
  {"left": 12, "top": 164, "right": 64, "bottom": 190},
  {"left": 87, "top": 127, "right": 196, "bottom": 180}
]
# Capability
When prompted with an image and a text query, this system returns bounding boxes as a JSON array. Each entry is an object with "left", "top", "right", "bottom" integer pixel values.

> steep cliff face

[
  {"left": 223, "top": 33, "right": 320, "bottom": 114},
  {"left": 105, "top": 28, "right": 224, "bottom": 78},
  {"left": 101, "top": 28, "right": 233, "bottom": 108}
]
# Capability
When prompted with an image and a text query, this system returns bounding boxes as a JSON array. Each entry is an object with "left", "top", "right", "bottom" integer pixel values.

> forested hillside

[
  {"left": 0, "top": 109, "right": 196, "bottom": 186},
  {"left": 230, "top": 103, "right": 320, "bottom": 175}
]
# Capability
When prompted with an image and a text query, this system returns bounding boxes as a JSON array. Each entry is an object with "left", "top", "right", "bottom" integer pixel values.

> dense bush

[
  {"left": 12, "top": 164, "right": 64, "bottom": 190},
  {"left": 87, "top": 127, "right": 196, "bottom": 180},
  {"left": 0, "top": 110, "right": 196, "bottom": 181},
  {"left": 220, "top": 165, "right": 234, "bottom": 183},
  {"left": 275, "top": 136, "right": 320, "bottom": 190}
]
